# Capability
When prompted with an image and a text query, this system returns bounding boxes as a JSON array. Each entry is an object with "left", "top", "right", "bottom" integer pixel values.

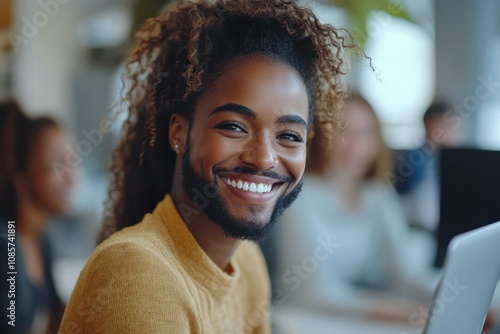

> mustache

[{"left": 213, "top": 166, "right": 293, "bottom": 183}]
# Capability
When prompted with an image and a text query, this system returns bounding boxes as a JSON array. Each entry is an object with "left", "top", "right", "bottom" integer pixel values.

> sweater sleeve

[
  {"left": 254, "top": 317, "right": 271, "bottom": 334},
  {"left": 59, "top": 242, "right": 198, "bottom": 334}
]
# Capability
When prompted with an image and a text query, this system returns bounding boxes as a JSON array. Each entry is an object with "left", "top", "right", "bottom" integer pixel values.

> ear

[{"left": 169, "top": 114, "right": 188, "bottom": 154}]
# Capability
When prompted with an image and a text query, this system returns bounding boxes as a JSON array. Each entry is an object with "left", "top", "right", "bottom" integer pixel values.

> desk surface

[
  {"left": 272, "top": 305, "right": 418, "bottom": 334},
  {"left": 273, "top": 286, "right": 500, "bottom": 334}
]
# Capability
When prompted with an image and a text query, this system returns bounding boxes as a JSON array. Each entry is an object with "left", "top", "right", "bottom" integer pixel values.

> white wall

[{"left": 11, "top": 0, "right": 84, "bottom": 125}]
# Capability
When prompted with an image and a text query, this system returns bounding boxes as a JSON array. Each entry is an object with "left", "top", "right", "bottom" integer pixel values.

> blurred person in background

[
  {"left": 271, "top": 93, "right": 432, "bottom": 325},
  {"left": 0, "top": 99, "right": 76, "bottom": 334},
  {"left": 395, "top": 102, "right": 459, "bottom": 232}
]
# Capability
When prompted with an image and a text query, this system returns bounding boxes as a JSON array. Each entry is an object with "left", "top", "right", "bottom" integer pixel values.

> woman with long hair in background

[
  {"left": 0, "top": 99, "right": 75, "bottom": 333},
  {"left": 272, "top": 93, "right": 431, "bottom": 326}
]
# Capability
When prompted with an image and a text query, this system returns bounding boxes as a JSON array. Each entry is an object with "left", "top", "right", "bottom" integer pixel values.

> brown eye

[
  {"left": 277, "top": 131, "right": 304, "bottom": 143},
  {"left": 214, "top": 122, "right": 247, "bottom": 133}
]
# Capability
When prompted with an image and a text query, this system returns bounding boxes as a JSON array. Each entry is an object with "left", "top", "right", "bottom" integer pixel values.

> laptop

[{"left": 424, "top": 221, "right": 500, "bottom": 334}]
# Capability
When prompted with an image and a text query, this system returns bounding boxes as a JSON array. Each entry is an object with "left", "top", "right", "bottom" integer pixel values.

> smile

[
  {"left": 218, "top": 171, "right": 288, "bottom": 203},
  {"left": 224, "top": 178, "right": 273, "bottom": 193}
]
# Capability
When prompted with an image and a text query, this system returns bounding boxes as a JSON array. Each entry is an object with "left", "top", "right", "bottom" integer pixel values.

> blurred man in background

[{"left": 395, "top": 102, "right": 459, "bottom": 232}]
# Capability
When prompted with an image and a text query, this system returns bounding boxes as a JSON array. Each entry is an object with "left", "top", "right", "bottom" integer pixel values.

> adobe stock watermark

[
  {"left": 51, "top": 113, "right": 116, "bottom": 181},
  {"left": 399, "top": 277, "right": 468, "bottom": 334},
  {"left": 385, "top": 74, "right": 500, "bottom": 188},
  {"left": 8, "top": 0, "right": 73, "bottom": 53},
  {"left": 280, "top": 234, "right": 340, "bottom": 292},
  {"left": 236, "top": 235, "right": 341, "bottom": 333},
  {"left": 350, "top": 0, "right": 405, "bottom": 44},
  {"left": 59, "top": 266, "right": 139, "bottom": 334},
  {"left": 265, "top": 234, "right": 340, "bottom": 311},
  {"left": 51, "top": 70, "right": 170, "bottom": 181},
  {"left": 176, "top": 181, "right": 221, "bottom": 225}
]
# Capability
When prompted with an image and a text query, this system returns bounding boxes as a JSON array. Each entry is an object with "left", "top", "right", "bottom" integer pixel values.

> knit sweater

[{"left": 59, "top": 194, "right": 271, "bottom": 334}]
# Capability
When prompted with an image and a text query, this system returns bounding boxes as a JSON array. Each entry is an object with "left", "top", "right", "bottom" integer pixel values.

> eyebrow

[
  {"left": 208, "top": 103, "right": 307, "bottom": 128},
  {"left": 276, "top": 114, "right": 307, "bottom": 129},
  {"left": 208, "top": 103, "right": 256, "bottom": 119}
]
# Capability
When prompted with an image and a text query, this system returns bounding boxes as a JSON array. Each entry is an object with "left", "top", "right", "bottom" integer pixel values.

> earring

[{"left": 174, "top": 144, "right": 180, "bottom": 153}]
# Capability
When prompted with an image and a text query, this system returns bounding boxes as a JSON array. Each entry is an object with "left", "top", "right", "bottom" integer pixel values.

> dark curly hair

[{"left": 99, "top": 0, "right": 355, "bottom": 243}]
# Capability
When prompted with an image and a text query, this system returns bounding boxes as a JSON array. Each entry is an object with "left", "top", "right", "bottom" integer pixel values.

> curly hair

[{"left": 99, "top": 0, "right": 355, "bottom": 243}]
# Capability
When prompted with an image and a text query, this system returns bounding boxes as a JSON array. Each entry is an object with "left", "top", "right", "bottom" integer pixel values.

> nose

[{"left": 239, "top": 135, "right": 278, "bottom": 171}]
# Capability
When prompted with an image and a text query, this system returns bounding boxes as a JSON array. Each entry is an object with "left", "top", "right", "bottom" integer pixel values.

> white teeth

[{"left": 224, "top": 178, "right": 274, "bottom": 193}]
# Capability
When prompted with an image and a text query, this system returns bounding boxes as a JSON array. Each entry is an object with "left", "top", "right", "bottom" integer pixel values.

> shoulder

[
  {"left": 74, "top": 213, "right": 187, "bottom": 291},
  {"left": 302, "top": 175, "right": 329, "bottom": 194},
  {"left": 364, "top": 181, "right": 408, "bottom": 229},
  {"left": 67, "top": 228, "right": 189, "bottom": 303},
  {"left": 60, "top": 216, "right": 196, "bottom": 333},
  {"left": 364, "top": 180, "right": 400, "bottom": 203}
]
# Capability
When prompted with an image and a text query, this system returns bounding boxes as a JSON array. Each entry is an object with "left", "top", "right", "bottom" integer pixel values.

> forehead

[{"left": 195, "top": 55, "right": 309, "bottom": 121}]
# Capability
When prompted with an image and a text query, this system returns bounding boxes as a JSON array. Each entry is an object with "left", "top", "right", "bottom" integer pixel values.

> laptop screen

[{"left": 435, "top": 147, "right": 500, "bottom": 267}]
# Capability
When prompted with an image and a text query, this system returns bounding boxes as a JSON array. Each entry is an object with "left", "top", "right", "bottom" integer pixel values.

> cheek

[
  {"left": 361, "top": 137, "right": 380, "bottom": 160},
  {"left": 335, "top": 141, "right": 351, "bottom": 159},
  {"left": 190, "top": 130, "right": 241, "bottom": 180},
  {"left": 281, "top": 147, "right": 307, "bottom": 183},
  {"left": 39, "top": 168, "right": 61, "bottom": 196},
  {"left": 26, "top": 168, "right": 53, "bottom": 203}
]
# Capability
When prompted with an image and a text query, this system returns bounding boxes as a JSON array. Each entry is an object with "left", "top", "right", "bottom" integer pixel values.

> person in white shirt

[{"left": 272, "top": 93, "right": 433, "bottom": 322}]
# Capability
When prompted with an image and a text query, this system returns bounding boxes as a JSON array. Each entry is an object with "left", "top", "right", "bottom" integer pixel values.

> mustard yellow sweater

[{"left": 59, "top": 195, "right": 271, "bottom": 333}]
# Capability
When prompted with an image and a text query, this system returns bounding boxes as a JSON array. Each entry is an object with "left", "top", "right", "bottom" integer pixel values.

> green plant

[{"left": 328, "top": 0, "right": 413, "bottom": 46}]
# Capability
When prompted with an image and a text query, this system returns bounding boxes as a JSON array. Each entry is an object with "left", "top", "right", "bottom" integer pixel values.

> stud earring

[{"left": 174, "top": 144, "right": 180, "bottom": 153}]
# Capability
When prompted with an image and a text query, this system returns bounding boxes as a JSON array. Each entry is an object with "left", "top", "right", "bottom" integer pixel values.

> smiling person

[{"left": 59, "top": 0, "right": 350, "bottom": 333}]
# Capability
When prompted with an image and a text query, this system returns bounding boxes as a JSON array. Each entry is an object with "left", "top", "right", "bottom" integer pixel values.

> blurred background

[{"left": 0, "top": 0, "right": 499, "bottom": 333}]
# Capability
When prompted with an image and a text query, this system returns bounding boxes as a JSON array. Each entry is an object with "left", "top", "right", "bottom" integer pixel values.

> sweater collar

[{"left": 153, "top": 194, "right": 240, "bottom": 298}]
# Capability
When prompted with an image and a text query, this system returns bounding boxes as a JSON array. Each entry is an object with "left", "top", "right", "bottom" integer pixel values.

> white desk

[
  {"left": 272, "top": 306, "right": 419, "bottom": 334},
  {"left": 272, "top": 284, "right": 500, "bottom": 334}
]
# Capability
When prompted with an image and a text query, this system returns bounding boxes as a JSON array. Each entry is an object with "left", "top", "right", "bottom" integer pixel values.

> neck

[{"left": 170, "top": 179, "right": 240, "bottom": 273}]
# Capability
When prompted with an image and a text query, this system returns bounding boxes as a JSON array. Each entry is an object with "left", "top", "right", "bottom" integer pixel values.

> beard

[{"left": 181, "top": 146, "right": 303, "bottom": 243}]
